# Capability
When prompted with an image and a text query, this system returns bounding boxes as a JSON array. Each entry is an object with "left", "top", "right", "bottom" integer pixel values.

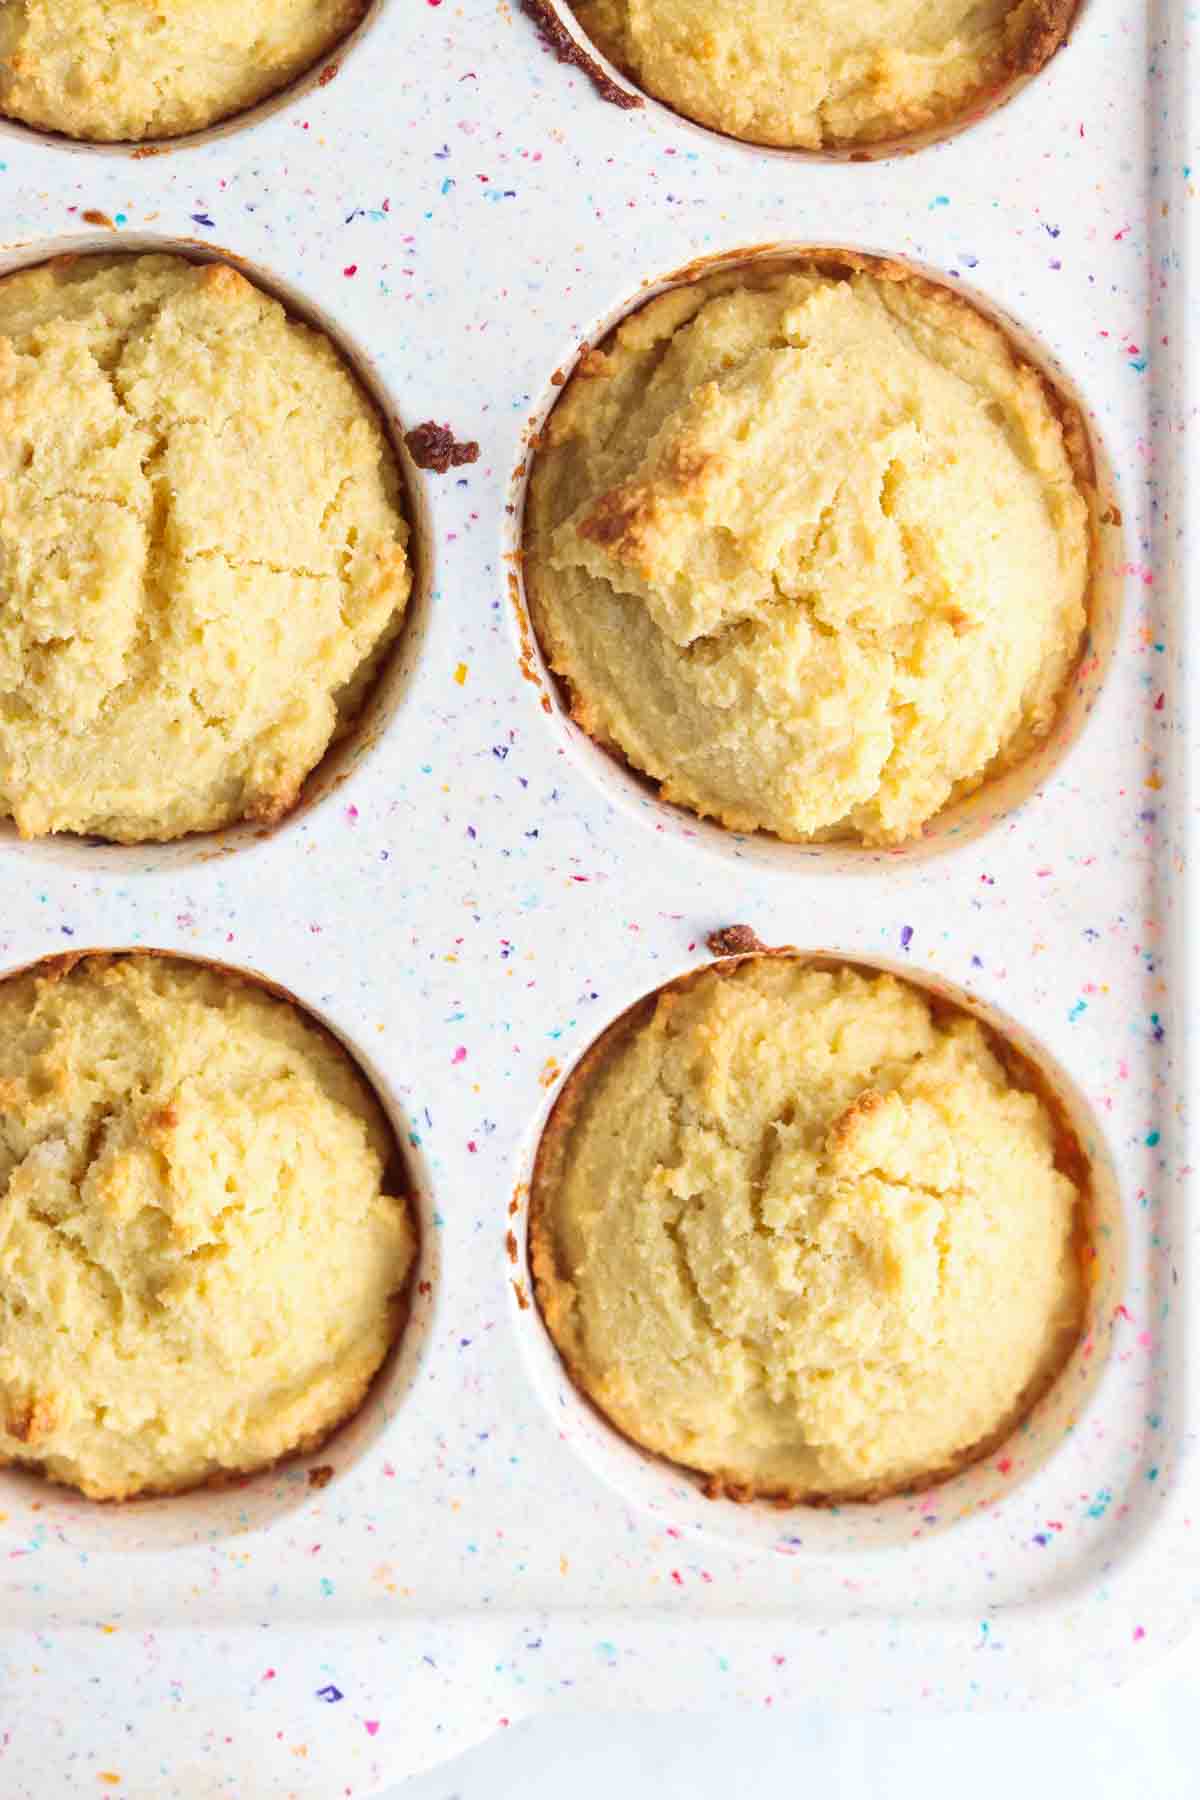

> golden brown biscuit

[
  {"left": 0, "top": 253, "right": 410, "bottom": 843},
  {"left": 524, "top": 255, "right": 1092, "bottom": 847},
  {"left": 0, "top": 953, "right": 415, "bottom": 1501},
  {"left": 531, "top": 955, "right": 1085, "bottom": 1502},
  {"left": 0, "top": 0, "right": 366, "bottom": 142},
  {"left": 570, "top": 0, "right": 1076, "bottom": 149}
]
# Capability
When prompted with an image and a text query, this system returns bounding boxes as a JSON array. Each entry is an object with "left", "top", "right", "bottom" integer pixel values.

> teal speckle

[{"left": 1146, "top": 1130, "right": 1161, "bottom": 1146}]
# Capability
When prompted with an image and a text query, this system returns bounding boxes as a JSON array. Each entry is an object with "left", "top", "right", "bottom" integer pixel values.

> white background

[{"left": 389, "top": 1634, "right": 1195, "bottom": 1798}]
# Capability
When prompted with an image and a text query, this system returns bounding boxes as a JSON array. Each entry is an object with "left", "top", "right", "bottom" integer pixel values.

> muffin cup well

[
  {"left": 0, "top": 946, "right": 439, "bottom": 1550},
  {"left": 0, "top": 232, "right": 433, "bottom": 873},
  {"left": 525, "top": 0, "right": 1086, "bottom": 162},
  {"left": 513, "top": 944, "right": 1123, "bottom": 1554},
  {"left": 510, "top": 243, "right": 1124, "bottom": 875},
  {"left": 0, "top": 1, "right": 383, "bottom": 156}
]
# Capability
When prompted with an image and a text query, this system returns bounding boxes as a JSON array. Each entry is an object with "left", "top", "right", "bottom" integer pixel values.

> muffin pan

[{"left": 0, "top": 0, "right": 1192, "bottom": 1792}]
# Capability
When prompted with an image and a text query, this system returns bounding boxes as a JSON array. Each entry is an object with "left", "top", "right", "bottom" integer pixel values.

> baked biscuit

[
  {"left": 524, "top": 255, "right": 1092, "bottom": 847},
  {"left": 531, "top": 955, "right": 1085, "bottom": 1501},
  {"left": 0, "top": 953, "right": 415, "bottom": 1501},
  {"left": 570, "top": 0, "right": 1075, "bottom": 149},
  {"left": 0, "top": 253, "right": 410, "bottom": 843},
  {"left": 0, "top": 0, "right": 365, "bottom": 142}
]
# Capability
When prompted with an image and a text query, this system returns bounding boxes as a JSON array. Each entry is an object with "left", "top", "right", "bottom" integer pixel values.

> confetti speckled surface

[{"left": 0, "top": 0, "right": 1195, "bottom": 1791}]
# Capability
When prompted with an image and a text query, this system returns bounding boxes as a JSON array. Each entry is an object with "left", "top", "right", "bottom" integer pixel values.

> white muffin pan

[{"left": 0, "top": 0, "right": 1194, "bottom": 1792}]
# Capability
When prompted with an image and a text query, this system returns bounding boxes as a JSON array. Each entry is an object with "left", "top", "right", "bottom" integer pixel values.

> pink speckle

[
  {"left": 343, "top": 264, "right": 358, "bottom": 277},
  {"left": 1134, "top": 1626, "right": 1146, "bottom": 1642},
  {"left": 452, "top": 1046, "right": 467, "bottom": 1065},
  {"left": 1138, "top": 1332, "right": 1153, "bottom": 1349},
  {"left": 997, "top": 1457, "right": 1013, "bottom": 1475},
  {"left": 364, "top": 1720, "right": 380, "bottom": 1736},
  {"left": 670, "top": 1569, "right": 683, "bottom": 1586},
  {"left": 262, "top": 1669, "right": 276, "bottom": 1681},
  {"left": 346, "top": 804, "right": 359, "bottom": 823}
]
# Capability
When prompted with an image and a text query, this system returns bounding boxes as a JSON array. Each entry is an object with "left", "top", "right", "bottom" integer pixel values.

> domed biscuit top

[
  {"left": 0, "top": 0, "right": 366, "bottom": 142},
  {"left": 0, "top": 955, "right": 415, "bottom": 1501},
  {"left": 570, "top": 0, "right": 1075, "bottom": 149},
  {"left": 0, "top": 253, "right": 411, "bottom": 843},
  {"left": 531, "top": 958, "right": 1084, "bottom": 1501},
  {"left": 525, "top": 258, "right": 1091, "bottom": 846}
]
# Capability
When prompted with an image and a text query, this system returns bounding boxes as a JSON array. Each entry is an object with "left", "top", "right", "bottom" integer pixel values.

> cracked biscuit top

[
  {"left": 570, "top": 0, "right": 1075, "bottom": 149},
  {"left": 531, "top": 958, "right": 1084, "bottom": 1500},
  {"left": 0, "top": 253, "right": 410, "bottom": 843},
  {"left": 0, "top": 953, "right": 415, "bottom": 1500},
  {"left": 0, "top": 0, "right": 365, "bottom": 142},
  {"left": 525, "top": 258, "right": 1091, "bottom": 846}
]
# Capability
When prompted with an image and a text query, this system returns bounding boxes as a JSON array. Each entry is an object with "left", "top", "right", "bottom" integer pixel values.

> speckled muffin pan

[{"left": 0, "top": 0, "right": 1194, "bottom": 1794}]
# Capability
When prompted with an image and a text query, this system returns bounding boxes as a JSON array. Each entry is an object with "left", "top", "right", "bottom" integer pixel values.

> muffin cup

[
  {"left": 509, "top": 242, "right": 1125, "bottom": 874},
  {"left": 525, "top": 0, "right": 1089, "bottom": 162},
  {"left": 0, "top": 0, "right": 384, "bottom": 157},
  {"left": 514, "top": 944, "right": 1123, "bottom": 1554},
  {"left": 0, "top": 945, "right": 439, "bottom": 1549},
  {"left": 0, "top": 231, "right": 434, "bottom": 872}
]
